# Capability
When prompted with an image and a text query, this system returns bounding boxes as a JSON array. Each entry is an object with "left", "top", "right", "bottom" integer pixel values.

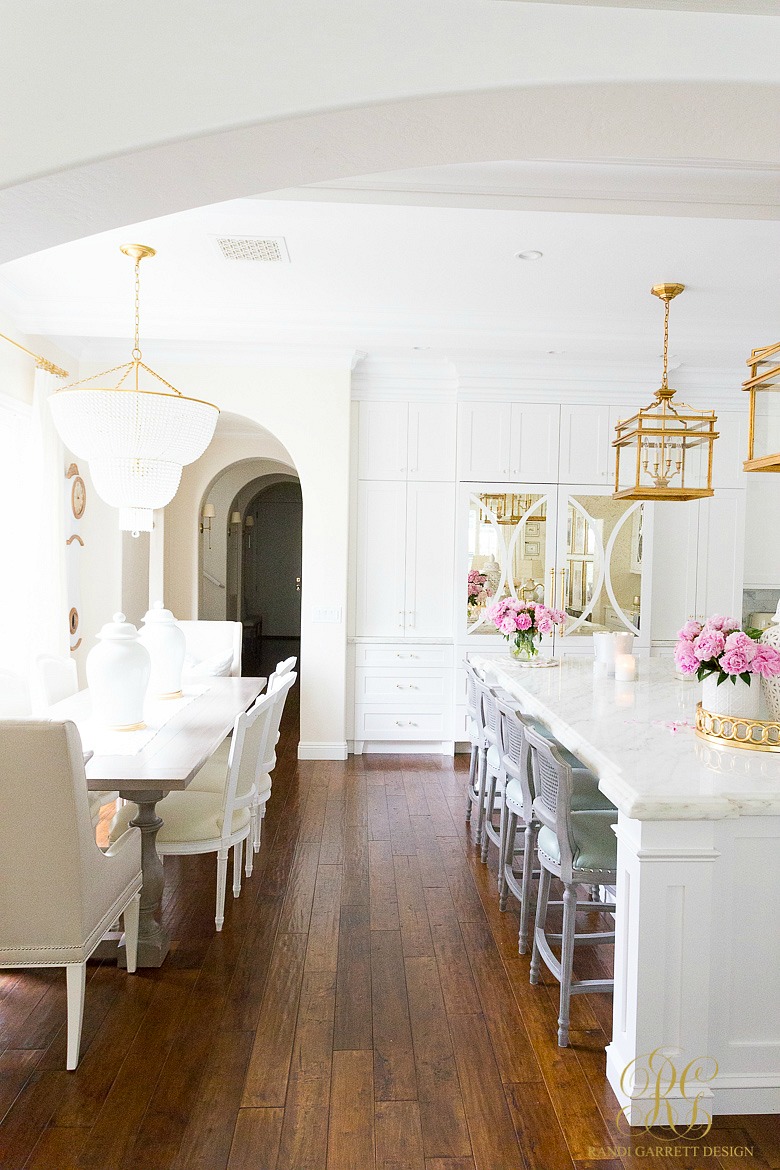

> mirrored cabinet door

[
  {"left": 556, "top": 489, "right": 645, "bottom": 641},
  {"left": 464, "top": 488, "right": 558, "bottom": 638}
]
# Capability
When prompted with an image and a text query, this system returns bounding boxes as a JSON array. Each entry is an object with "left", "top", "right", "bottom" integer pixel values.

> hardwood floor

[{"left": 1, "top": 685, "right": 777, "bottom": 1170}]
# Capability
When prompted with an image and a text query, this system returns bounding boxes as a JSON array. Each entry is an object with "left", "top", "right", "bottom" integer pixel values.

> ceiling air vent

[{"left": 214, "top": 237, "right": 290, "bottom": 263}]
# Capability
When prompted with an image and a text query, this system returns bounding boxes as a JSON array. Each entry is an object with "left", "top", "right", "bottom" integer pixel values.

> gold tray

[{"left": 695, "top": 702, "right": 780, "bottom": 752}]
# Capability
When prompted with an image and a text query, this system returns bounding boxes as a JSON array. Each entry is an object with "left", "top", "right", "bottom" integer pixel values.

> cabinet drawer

[
  {"left": 354, "top": 644, "right": 453, "bottom": 668},
  {"left": 355, "top": 707, "right": 447, "bottom": 740},
  {"left": 355, "top": 668, "right": 450, "bottom": 704}
]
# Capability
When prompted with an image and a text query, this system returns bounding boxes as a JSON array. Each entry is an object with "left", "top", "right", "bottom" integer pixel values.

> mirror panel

[
  {"left": 466, "top": 492, "right": 551, "bottom": 636},
  {"left": 562, "top": 495, "right": 643, "bottom": 637}
]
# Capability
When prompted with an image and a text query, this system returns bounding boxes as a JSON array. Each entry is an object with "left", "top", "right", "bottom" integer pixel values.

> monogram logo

[{"left": 617, "top": 1049, "right": 719, "bottom": 1138}]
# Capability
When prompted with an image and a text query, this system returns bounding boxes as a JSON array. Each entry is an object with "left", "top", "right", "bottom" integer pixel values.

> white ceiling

[
  {"left": 1, "top": 166, "right": 778, "bottom": 369},
  {"left": 497, "top": 1, "right": 776, "bottom": 11}
]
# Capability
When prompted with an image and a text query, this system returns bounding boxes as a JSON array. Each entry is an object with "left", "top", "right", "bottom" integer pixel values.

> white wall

[{"left": 159, "top": 361, "right": 353, "bottom": 758}]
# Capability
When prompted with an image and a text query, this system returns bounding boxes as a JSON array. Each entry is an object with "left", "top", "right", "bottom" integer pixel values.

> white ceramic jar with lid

[
  {"left": 139, "top": 601, "right": 186, "bottom": 699},
  {"left": 86, "top": 613, "right": 151, "bottom": 730}
]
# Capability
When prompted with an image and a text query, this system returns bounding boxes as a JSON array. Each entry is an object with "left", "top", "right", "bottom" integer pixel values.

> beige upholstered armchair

[{"left": 0, "top": 721, "right": 142, "bottom": 1069}]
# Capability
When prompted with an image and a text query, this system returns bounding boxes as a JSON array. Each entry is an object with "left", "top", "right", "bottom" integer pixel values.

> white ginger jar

[
  {"left": 760, "top": 601, "right": 780, "bottom": 721},
  {"left": 86, "top": 612, "right": 151, "bottom": 730},
  {"left": 139, "top": 601, "right": 186, "bottom": 699}
]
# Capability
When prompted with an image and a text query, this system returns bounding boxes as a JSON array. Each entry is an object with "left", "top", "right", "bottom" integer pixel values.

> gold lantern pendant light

[
  {"left": 743, "top": 341, "right": 780, "bottom": 472},
  {"left": 613, "top": 284, "right": 718, "bottom": 501}
]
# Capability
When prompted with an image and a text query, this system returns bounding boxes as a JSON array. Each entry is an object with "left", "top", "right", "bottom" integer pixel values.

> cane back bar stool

[
  {"left": 463, "top": 660, "right": 485, "bottom": 830},
  {"left": 496, "top": 697, "right": 616, "bottom": 953},
  {"left": 473, "top": 675, "right": 507, "bottom": 861},
  {"left": 525, "top": 725, "right": 618, "bottom": 1047}
]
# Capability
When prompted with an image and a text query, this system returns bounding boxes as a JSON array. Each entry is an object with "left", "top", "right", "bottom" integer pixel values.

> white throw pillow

[{"left": 182, "top": 649, "right": 234, "bottom": 680}]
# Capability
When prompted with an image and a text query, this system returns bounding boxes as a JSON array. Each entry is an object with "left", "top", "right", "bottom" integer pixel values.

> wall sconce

[
  {"left": 244, "top": 514, "right": 254, "bottom": 550},
  {"left": 230, "top": 511, "right": 241, "bottom": 526},
  {"left": 200, "top": 502, "right": 216, "bottom": 549}
]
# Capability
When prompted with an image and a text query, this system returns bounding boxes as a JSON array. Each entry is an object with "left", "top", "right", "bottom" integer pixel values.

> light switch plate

[{"left": 312, "top": 606, "right": 343, "bottom": 624}]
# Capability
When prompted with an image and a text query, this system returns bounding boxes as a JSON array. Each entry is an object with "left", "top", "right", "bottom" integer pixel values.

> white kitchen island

[{"left": 472, "top": 654, "right": 780, "bottom": 1123}]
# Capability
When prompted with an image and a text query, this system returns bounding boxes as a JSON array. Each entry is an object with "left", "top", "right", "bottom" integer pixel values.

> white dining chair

[
  {"left": 37, "top": 654, "right": 120, "bottom": 828},
  {"left": 177, "top": 620, "right": 242, "bottom": 681},
  {"left": 109, "top": 687, "right": 277, "bottom": 930},
  {"left": 0, "top": 669, "right": 32, "bottom": 716},
  {"left": 188, "top": 669, "right": 297, "bottom": 862},
  {"left": 36, "top": 654, "right": 79, "bottom": 707},
  {"left": 0, "top": 720, "right": 142, "bottom": 1069}
]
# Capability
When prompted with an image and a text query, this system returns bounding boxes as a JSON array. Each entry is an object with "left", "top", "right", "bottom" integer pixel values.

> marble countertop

[{"left": 471, "top": 654, "right": 780, "bottom": 821}]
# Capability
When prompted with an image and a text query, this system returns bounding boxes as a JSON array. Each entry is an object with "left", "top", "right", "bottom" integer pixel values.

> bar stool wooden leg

[
  {"left": 530, "top": 866, "right": 551, "bottom": 985},
  {"left": 558, "top": 883, "right": 577, "bottom": 1046},
  {"left": 518, "top": 821, "right": 538, "bottom": 954}
]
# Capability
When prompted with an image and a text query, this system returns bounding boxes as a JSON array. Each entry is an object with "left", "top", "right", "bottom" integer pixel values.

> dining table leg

[{"left": 118, "top": 789, "right": 169, "bottom": 968}]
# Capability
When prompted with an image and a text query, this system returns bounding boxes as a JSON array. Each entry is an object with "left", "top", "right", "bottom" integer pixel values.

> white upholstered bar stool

[
  {"left": 526, "top": 726, "right": 618, "bottom": 1047},
  {"left": 0, "top": 720, "right": 141, "bottom": 1069},
  {"left": 474, "top": 676, "right": 506, "bottom": 862},
  {"left": 463, "top": 660, "right": 485, "bottom": 828},
  {"left": 110, "top": 688, "right": 277, "bottom": 930}
]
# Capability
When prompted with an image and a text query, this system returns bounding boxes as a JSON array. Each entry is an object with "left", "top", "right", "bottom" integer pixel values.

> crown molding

[{"left": 75, "top": 338, "right": 362, "bottom": 372}]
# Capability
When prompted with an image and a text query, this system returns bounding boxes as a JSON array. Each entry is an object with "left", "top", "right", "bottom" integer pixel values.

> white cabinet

[
  {"left": 650, "top": 490, "right": 746, "bottom": 641},
  {"left": 354, "top": 482, "right": 407, "bottom": 636},
  {"left": 358, "top": 401, "right": 456, "bottom": 480},
  {"left": 354, "top": 481, "right": 455, "bottom": 638},
  {"left": 559, "top": 404, "right": 612, "bottom": 484},
  {"left": 458, "top": 402, "right": 559, "bottom": 482},
  {"left": 352, "top": 644, "right": 455, "bottom": 748}
]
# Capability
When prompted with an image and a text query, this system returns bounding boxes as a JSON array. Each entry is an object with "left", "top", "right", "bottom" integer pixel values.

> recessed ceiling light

[{"left": 516, "top": 250, "right": 543, "bottom": 261}]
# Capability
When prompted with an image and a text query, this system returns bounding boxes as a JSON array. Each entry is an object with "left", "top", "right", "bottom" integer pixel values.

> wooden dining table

[{"left": 47, "top": 676, "right": 265, "bottom": 967}]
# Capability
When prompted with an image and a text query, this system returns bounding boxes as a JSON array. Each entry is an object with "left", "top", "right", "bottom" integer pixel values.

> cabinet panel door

[
  {"left": 649, "top": 500, "right": 699, "bottom": 642},
  {"left": 407, "top": 402, "right": 457, "bottom": 481},
  {"left": 405, "top": 482, "right": 455, "bottom": 638},
  {"left": 711, "top": 410, "right": 748, "bottom": 492},
  {"left": 559, "top": 404, "right": 611, "bottom": 484},
  {"left": 354, "top": 482, "right": 407, "bottom": 636},
  {"left": 508, "top": 403, "right": 560, "bottom": 482},
  {"left": 696, "top": 490, "right": 745, "bottom": 622},
  {"left": 358, "top": 401, "right": 408, "bottom": 479},
  {"left": 457, "top": 402, "right": 512, "bottom": 480}
]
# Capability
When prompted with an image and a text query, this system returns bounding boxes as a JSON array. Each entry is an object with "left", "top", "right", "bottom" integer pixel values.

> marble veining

[{"left": 471, "top": 654, "right": 780, "bottom": 821}]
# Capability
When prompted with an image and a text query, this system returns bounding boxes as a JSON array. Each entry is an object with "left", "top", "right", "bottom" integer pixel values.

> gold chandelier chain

[
  {"left": 132, "top": 260, "right": 142, "bottom": 362},
  {"left": 662, "top": 297, "right": 669, "bottom": 390}
]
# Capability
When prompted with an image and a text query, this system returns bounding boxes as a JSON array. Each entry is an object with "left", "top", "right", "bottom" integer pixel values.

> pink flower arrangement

[
  {"left": 467, "top": 569, "right": 492, "bottom": 606},
  {"left": 486, "top": 596, "right": 566, "bottom": 657},
  {"left": 674, "top": 615, "right": 780, "bottom": 687}
]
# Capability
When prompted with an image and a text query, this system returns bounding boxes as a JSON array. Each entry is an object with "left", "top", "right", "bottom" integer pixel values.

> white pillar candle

[{"left": 614, "top": 653, "right": 636, "bottom": 682}]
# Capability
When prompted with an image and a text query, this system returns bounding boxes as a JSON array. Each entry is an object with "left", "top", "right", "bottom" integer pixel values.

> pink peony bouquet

[
  {"left": 467, "top": 569, "right": 491, "bottom": 606},
  {"left": 486, "top": 596, "right": 566, "bottom": 657},
  {"left": 674, "top": 614, "right": 780, "bottom": 687}
]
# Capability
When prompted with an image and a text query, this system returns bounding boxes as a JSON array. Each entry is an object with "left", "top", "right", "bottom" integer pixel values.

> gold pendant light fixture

[
  {"left": 613, "top": 284, "right": 718, "bottom": 501},
  {"left": 49, "top": 245, "right": 219, "bottom": 535},
  {"left": 743, "top": 341, "right": 780, "bottom": 472}
]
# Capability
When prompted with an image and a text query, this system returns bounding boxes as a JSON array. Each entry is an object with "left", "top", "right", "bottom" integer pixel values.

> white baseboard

[
  {"left": 348, "top": 740, "right": 454, "bottom": 756},
  {"left": 297, "top": 741, "right": 348, "bottom": 761}
]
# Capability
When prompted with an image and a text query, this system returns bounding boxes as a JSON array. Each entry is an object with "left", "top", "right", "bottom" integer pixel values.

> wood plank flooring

[{"left": 1, "top": 682, "right": 776, "bottom": 1169}]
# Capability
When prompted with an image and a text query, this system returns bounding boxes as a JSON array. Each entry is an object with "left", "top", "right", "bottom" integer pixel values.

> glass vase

[{"left": 510, "top": 638, "right": 539, "bottom": 662}]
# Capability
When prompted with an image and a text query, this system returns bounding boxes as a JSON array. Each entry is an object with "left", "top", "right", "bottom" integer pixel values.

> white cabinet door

[
  {"left": 407, "top": 402, "right": 457, "bottom": 481},
  {"left": 559, "top": 404, "right": 611, "bottom": 484},
  {"left": 457, "top": 402, "right": 512, "bottom": 480},
  {"left": 696, "top": 490, "right": 745, "bottom": 621},
  {"left": 508, "top": 403, "right": 560, "bottom": 482},
  {"left": 711, "top": 411, "right": 747, "bottom": 492},
  {"left": 358, "top": 401, "right": 408, "bottom": 479},
  {"left": 650, "top": 500, "right": 699, "bottom": 642},
  {"left": 404, "top": 482, "right": 455, "bottom": 637},
  {"left": 354, "top": 482, "right": 407, "bottom": 636}
]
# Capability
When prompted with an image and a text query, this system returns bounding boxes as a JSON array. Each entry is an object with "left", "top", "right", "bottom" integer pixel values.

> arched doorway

[{"left": 238, "top": 480, "right": 302, "bottom": 639}]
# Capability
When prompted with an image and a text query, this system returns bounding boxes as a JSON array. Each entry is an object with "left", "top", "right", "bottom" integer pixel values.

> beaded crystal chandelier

[
  {"left": 613, "top": 284, "right": 718, "bottom": 501},
  {"left": 49, "top": 245, "right": 219, "bottom": 534}
]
